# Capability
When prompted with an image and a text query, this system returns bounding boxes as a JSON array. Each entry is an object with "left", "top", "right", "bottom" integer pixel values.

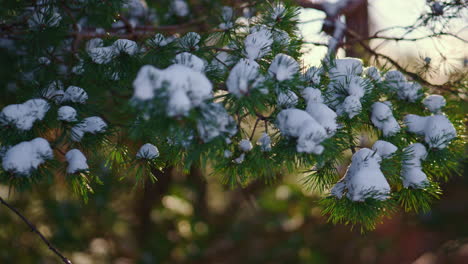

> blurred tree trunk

[{"left": 345, "top": 0, "right": 369, "bottom": 60}]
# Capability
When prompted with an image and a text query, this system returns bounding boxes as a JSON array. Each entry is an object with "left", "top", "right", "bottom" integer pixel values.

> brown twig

[{"left": 0, "top": 196, "right": 72, "bottom": 264}]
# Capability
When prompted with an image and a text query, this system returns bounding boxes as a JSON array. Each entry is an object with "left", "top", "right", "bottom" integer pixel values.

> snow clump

[
  {"left": 196, "top": 103, "right": 237, "bottom": 142},
  {"left": 371, "top": 101, "right": 400, "bottom": 137},
  {"left": 423, "top": 94, "right": 446, "bottom": 114},
  {"left": 71, "top": 117, "right": 107, "bottom": 141},
  {"left": 1, "top": 138, "right": 53, "bottom": 175},
  {"left": 404, "top": 114, "right": 456, "bottom": 149},
  {"left": 226, "top": 59, "right": 264, "bottom": 97},
  {"left": 65, "top": 149, "right": 89, "bottom": 173},
  {"left": 401, "top": 143, "right": 428, "bottom": 188},
  {"left": 57, "top": 106, "right": 77, "bottom": 122},
  {"left": 136, "top": 143, "right": 160, "bottom": 159},
  {"left": 239, "top": 139, "right": 253, "bottom": 152},
  {"left": 243, "top": 29, "right": 273, "bottom": 60},
  {"left": 268, "top": 53, "right": 299, "bottom": 81},
  {"left": 132, "top": 64, "right": 213, "bottom": 117},
  {"left": 87, "top": 38, "right": 138, "bottom": 64},
  {"left": 302, "top": 87, "right": 338, "bottom": 136},
  {"left": 276, "top": 109, "right": 328, "bottom": 154},
  {"left": 331, "top": 140, "right": 397, "bottom": 201},
  {"left": 0, "top": 99, "right": 49, "bottom": 130}
]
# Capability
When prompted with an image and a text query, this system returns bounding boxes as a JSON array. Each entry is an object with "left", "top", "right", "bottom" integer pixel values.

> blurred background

[{"left": 0, "top": 0, "right": 467, "bottom": 263}]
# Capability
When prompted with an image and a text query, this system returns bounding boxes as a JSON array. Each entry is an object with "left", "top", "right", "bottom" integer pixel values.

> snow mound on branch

[
  {"left": 58, "top": 106, "right": 77, "bottom": 122},
  {"left": 239, "top": 139, "right": 253, "bottom": 152},
  {"left": 364, "top": 66, "right": 381, "bottom": 82},
  {"left": 172, "top": 0, "right": 189, "bottom": 17},
  {"left": 2, "top": 138, "right": 53, "bottom": 175},
  {"left": 65, "top": 149, "right": 89, "bottom": 174},
  {"left": 0, "top": 99, "right": 49, "bottom": 130},
  {"left": 327, "top": 75, "right": 368, "bottom": 118},
  {"left": 423, "top": 94, "right": 446, "bottom": 113},
  {"left": 178, "top": 32, "right": 201, "bottom": 51},
  {"left": 219, "top": 6, "right": 234, "bottom": 30},
  {"left": 41, "top": 81, "right": 65, "bottom": 104},
  {"left": 62, "top": 86, "right": 88, "bottom": 104},
  {"left": 244, "top": 29, "right": 273, "bottom": 60},
  {"left": 303, "top": 66, "right": 323, "bottom": 86},
  {"left": 384, "top": 70, "right": 422, "bottom": 102},
  {"left": 226, "top": 59, "right": 264, "bottom": 97},
  {"left": 401, "top": 143, "right": 428, "bottom": 188},
  {"left": 251, "top": 25, "right": 290, "bottom": 46},
  {"left": 404, "top": 114, "right": 456, "bottom": 149},
  {"left": 331, "top": 141, "right": 396, "bottom": 201},
  {"left": 303, "top": 88, "right": 338, "bottom": 136},
  {"left": 136, "top": 143, "right": 160, "bottom": 159},
  {"left": 28, "top": 7, "right": 62, "bottom": 29},
  {"left": 257, "top": 133, "right": 272, "bottom": 152},
  {"left": 71, "top": 117, "right": 107, "bottom": 142},
  {"left": 268, "top": 53, "right": 299, "bottom": 81},
  {"left": 196, "top": 103, "right": 237, "bottom": 142},
  {"left": 173, "top": 52, "right": 205, "bottom": 72},
  {"left": 87, "top": 39, "right": 138, "bottom": 64},
  {"left": 210, "top": 51, "right": 234, "bottom": 72},
  {"left": 371, "top": 101, "right": 400, "bottom": 137},
  {"left": 276, "top": 109, "right": 328, "bottom": 154},
  {"left": 132, "top": 64, "right": 213, "bottom": 117},
  {"left": 372, "top": 140, "right": 398, "bottom": 159},
  {"left": 148, "top": 33, "right": 174, "bottom": 47},
  {"left": 277, "top": 90, "right": 298, "bottom": 108},
  {"left": 329, "top": 58, "right": 363, "bottom": 80}
]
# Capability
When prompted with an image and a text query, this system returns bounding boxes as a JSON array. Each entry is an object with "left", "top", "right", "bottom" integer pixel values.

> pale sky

[{"left": 299, "top": 0, "right": 468, "bottom": 84}]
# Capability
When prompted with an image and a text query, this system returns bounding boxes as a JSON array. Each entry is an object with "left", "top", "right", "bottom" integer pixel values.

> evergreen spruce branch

[{"left": 0, "top": 196, "right": 72, "bottom": 264}]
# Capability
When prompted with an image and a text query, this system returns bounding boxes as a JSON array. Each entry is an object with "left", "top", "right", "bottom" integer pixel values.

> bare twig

[{"left": 0, "top": 196, "right": 72, "bottom": 264}]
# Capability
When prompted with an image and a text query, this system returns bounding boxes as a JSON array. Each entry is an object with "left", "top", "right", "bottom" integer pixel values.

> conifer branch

[{"left": 0, "top": 196, "right": 72, "bottom": 264}]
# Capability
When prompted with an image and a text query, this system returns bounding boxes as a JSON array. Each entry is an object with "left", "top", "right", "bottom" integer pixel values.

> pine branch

[{"left": 0, "top": 196, "right": 72, "bottom": 264}]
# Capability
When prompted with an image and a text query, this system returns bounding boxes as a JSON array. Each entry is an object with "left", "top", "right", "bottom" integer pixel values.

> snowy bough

[{"left": 0, "top": 0, "right": 465, "bottom": 234}]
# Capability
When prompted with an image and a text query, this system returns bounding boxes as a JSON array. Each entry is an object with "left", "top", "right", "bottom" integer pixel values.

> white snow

[
  {"left": 423, "top": 94, "right": 446, "bottom": 113},
  {"left": 136, "top": 143, "right": 160, "bottom": 159},
  {"left": 277, "top": 90, "right": 298, "bottom": 108},
  {"left": 303, "top": 66, "right": 323, "bottom": 86},
  {"left": 239, "top": 139, "right": 253, "bottom": 152},
  {"left": 224, "top": 149, "right": 233, "bottom": 158},
  {"left": 331, "top": 141, "right": 394, "bottom": 201},
  {"left": 384, "top": 71, "right": 422, "bottom": 102},
  {"left": 178, "top": 32, "right": 201, "bottom": 51},
  {"left": 364, "top": 66, "right": 381, "bottom": 82},
  {"left": 401, "top": 143, "right": 428, "bottom": 188},
  {"left": 257, "top": 133, "right": 272, "bottom": 152},
  {"left": 276, "top": 109, "right": 328, "bottom": 154},
  {"left": 112, "top": 39, "right": 139, "bottom": 55},
  {"left": 268, "top": 53, "right": 299, "bottom": 81},
  {"left": 148, "top": 33, "right": 172, "bottom": 47},
  {"left": 2, "top": 138, "right": 53, "bottom": 175},
  {"left": 404, "top": 114, "right": 456, "bottom": 149},
  {"left": 371, "top": 101, "right": 400, "bottom": 137},
  {"left": 71, "top": 116, "right": 107, "bottom": 141},
  {"left": 0, "top": 99, "right": 50, "bottom": 130},
  {"left": 397, "top": 82, "right": 422, "bottom": 102},
  {"left": 41, "top": 81, "right": 64, "bottom": 104},
  {"left": 28, "top": 8, "right": 62, "bottom": 29},
  {"left": 62, "top": 86, "right": 88, "bottom": 104},
  {"left": 233, "top": 153, "right": 245, "bottom": 164},
  {"left": 172, "top": 0, "right": 189, "bottom": 17},
  {"left": 226, "top": 59, "right": 264, "bottom": 97},
  {"left": 303, "top": 88, "right": 338, "bottom": 136},
  {"left": 372, "top": 140, "right": 398, "bottom": 159},
  {"left": 219, "top": 6, "right": 234, "bottom": 30},
  {"left": 196, "top": 103, "right": 237, "bottom": 142},
  {"left": 329, "top": 58, "right": 363, "bottom": 80},
  {"left": 132, "top": 64, "right": 213, "bottom": 116},
  {"left": 210, "top": 51, "right": 233, "bottom": 71},
  {"left": 87, "top": 39, "right": 138, "bottom": 64},
  {"left": 38, "top": 57, "right": 51, "bottom": 65},
  {"left": 173, "top": 52, "right": 205, "bottom": 72},
  {"left": 65, "top": 149, "right": 89, "bottom": 173},
  {"left": 327, "top": 75, "right": 367, "bottom": 118},
  {"left": 243, "top": 29, "right": 273, "bottom": 60},
  {"left": 57, "top": 106, "right": 77, "bottom": 122}
]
